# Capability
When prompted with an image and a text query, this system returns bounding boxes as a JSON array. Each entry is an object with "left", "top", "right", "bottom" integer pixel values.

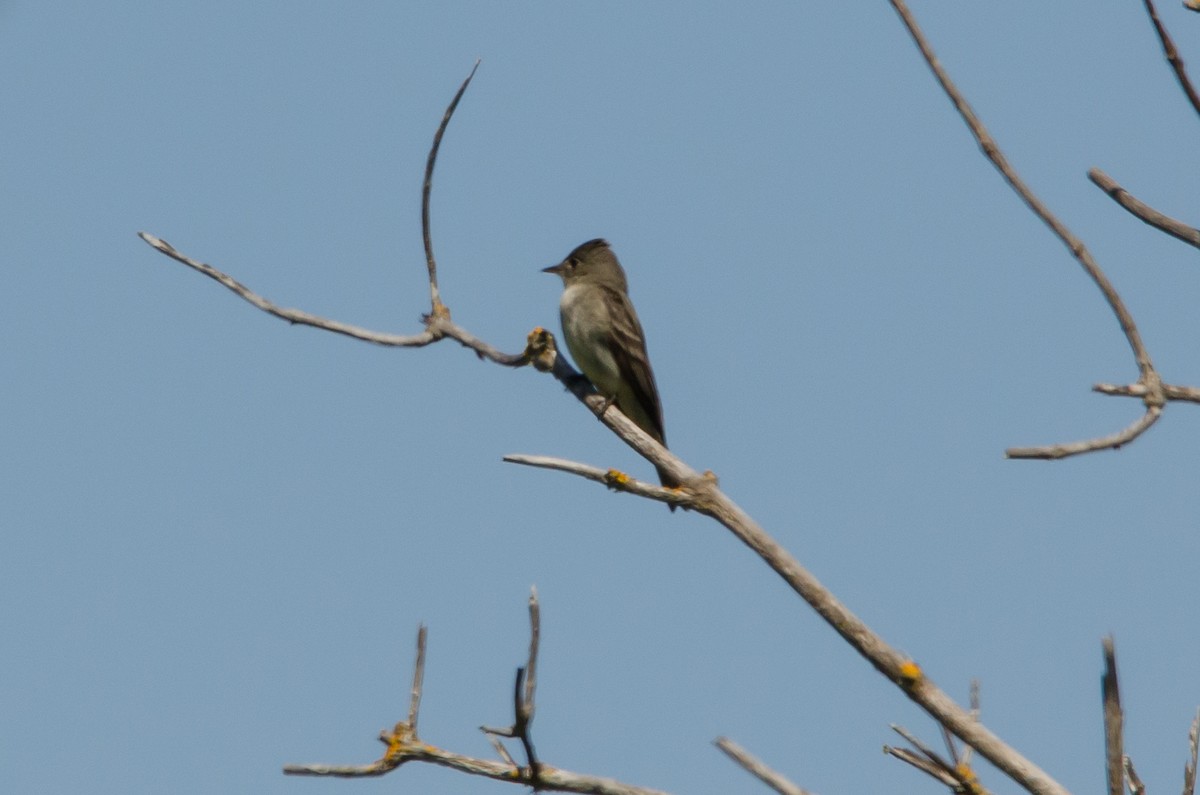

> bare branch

[
  {"left": 885, "top": 723, "right": 990, "bottom": 795},
  {"left": 887, "top": 0, "right": 1168, "bottom": 464},
  {"left": 286, "top": 603, "right": 669, "bottom": 795},
  {"left": 1094, "top": 381, "right": 1200, "bottom": 404},
  {"left": 1139, "top": 0, "right": 1200, "bottom": 118},
  {"left": 422, "top": 61, "right": 480, "bottom": 318},
  {"left": 503, "top": 453, "right": 689, "bottom": 508},
  {"left": 137, "top": 233, "right": 438, "bottom": 347},
  {"left": 408, "top": 624, "right": 427, "bottom": 734},
  {"left": 523, "top": 586, "right": 539, "bottom": 719},
  {"left": 1185, "top": 709, "right": 1199, "bottom": 795},
  {"left": 1127, "top": 757, "right": 1147, "bottom": 795},
  {"left": 478, "top": 587, "right": 542, "bottom": 784},
  {"left": 1005, "top": 406, "right": 1163, "bottom": 460},
  {"left": 1088, "top": 169, "right": 1200, "bottom": 249},
  {"left": 487, "top": 733, "right": 517, "bottom": 768},
  {"left": 715, "top": 737, "right": 811, "bottom": 795},
  {"left": 1103, "top": 638, "right": 1126, "bottom": 795},
  {"left": 286, "top": 742, "right": 672, "bottom": 794}
]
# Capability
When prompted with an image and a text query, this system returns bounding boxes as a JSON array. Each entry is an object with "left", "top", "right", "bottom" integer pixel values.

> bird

[{"left": 543, "top": 239, "right": 679, "bottom": 502}]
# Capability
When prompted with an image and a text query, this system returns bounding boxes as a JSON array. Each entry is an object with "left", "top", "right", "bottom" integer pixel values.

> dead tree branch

[
  {"left": 1184, "top": 709, "right": 1199, "bottom": 795},
  {"left": 1103, "top": 638, "right": 1126, "bottom": 795},
  {"left": 284, "top": 597, "right": 670, "bottom": 795},
  {"left": 885, "top": 721, "right": 990, "bottom": 795},
  {"left": 715, "top": 737, "right": 810, "bottom": 795},
  {"left": 886, "top": 0, "right": 1169, "bottom": 462},
  {"left": 1139, "top": 0, "right": 1200, "bottom": 119},
  {"left": 480, "top": 587, "right": 542, "bottom": 785},
  {"left": 1088, "top": 169, "right": 1200, "bottom": 249}
]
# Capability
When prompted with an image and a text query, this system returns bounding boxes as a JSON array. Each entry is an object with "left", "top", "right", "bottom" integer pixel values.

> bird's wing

[{"left": 601, "top": 285, "right": 667, "bottom": 445}]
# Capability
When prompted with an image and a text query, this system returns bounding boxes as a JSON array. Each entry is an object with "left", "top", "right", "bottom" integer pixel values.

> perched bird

[{"left": 543, "top": 239, "right": 678, "bottom": 498}]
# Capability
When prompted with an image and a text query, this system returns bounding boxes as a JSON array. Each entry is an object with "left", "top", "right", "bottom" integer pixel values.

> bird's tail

[{"left": 656, "top": 464, "right": 680, "bottom": 512}]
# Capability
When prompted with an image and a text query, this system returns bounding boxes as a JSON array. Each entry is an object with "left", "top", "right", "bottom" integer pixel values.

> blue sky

[{"left": 4, "top": 2, "right": 1200, "bottom": 794}]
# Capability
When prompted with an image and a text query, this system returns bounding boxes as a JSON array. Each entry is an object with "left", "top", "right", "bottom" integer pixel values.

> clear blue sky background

[{"left": 3, "top": 3, "right": 1199, "bottom": 794}]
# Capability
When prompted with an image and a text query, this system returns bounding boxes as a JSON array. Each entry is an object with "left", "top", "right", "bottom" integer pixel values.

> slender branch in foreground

[
  {"left": 887, "top": 0, "right": 1168, "bottom": 462},
  {"left": 1139, "top": 0, "right": 1200, "bottom": 119},
  {"left": 1088, "top": 168, "right": 1200, "bottom": 250},
  {"left": 1102, "top": 638, "right": 1126, "bottom": 795},
  {"left": 285, "top": 602, "right": 670, "bottom": 795},
  {"left": 715, "top": 737, "right": 810, "bottom": 795}
]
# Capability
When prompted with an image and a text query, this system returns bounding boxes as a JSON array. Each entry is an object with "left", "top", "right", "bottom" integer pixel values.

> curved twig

[
  {"left": 1005, "top": 407, "right": 1163, "bottom": 460},
  {"left": 1088, "top": 168, "right": 1200, "bottom": 249},
  {"left": 422, "top": 60, "right": 480, "bottom": 319},
  {"left": 1139, "top": 0, "right": 1200, "bottom": 119}
]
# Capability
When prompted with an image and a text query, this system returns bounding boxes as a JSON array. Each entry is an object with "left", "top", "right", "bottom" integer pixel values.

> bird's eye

[{"left": 567, "top": 258, "right": 579, "bottom": 269}]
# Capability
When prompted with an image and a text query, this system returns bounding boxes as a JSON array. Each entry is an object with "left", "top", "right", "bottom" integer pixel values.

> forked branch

[
  {"left": 887, "top": 0, "right": 1180, "bottom": 460},
  {"left": 284, "top": 594, "right": 669, "bottom": 795}
]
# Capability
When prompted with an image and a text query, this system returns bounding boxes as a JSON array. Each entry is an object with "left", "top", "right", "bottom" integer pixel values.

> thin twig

[
  {"left": 502, "top": 453, "right": 688, "bottom": 508},
  {"left": 1184, "top": 709, "right": 1199, "bottom": 795},
  {"left": 888, "top": 0, "right": 1165, "bottom": 462},
  {"left": 1140, "top": 0, "right": 1200, "bottom": 118},
  {"left": 138, "top": 233, "right": 437, "bottom": 347},
  {"left": 886, "top": 724, "right": 989, "bottom": 795},
  {"left": 715, "top": 737, "right": 810, "bottom": 795},
  {"left": 1006, "top": 406, "right": 1163, "bottom": 459},
  {"left": 422, "top": 60, "right": 480, "bottom": 318},
  {"left": 523, "top": 587, "right": 539, "bottom": 720},
  {"left": 408, "top": 625, "right": 427, "bottom": 734},
  {"left": 1103, "top": 638, "right": 1125, "bottom": 795},
  {"left": 1127, "top": 757, "right": 1147, "bottom": 795},
  {"left": 1088, "top": 169, "right": 1200, "bottom": 249},
  {"left": 1094, "top": 382, "right": 1200, "bottom": 404},
  {"left": 885, "top": 745, "right": 962, "bottom": 789},
  {"left": 478, "top": 589, "right": 542, "bottom": 784},
  {"left": 487, "top": 734, "right": 517, "bottom": 768}
]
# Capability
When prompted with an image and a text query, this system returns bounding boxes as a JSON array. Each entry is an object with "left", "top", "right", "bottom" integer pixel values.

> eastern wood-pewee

[{"left": 544, "top": 239, "right": 678, "bottom": 495}]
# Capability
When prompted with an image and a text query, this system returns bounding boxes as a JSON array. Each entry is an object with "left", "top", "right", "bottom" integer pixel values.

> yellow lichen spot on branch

[
  {"left": 957, "top": 761, "right": 981, "bottom": 791},
  {"left": 604, "top": 469, "right": 630, "bottom": 490},
  {"left": 898, "top": 659, "right": 923, "bottom": 685}
]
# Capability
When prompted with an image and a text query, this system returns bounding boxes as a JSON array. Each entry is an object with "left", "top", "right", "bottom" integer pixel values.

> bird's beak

[{"left": 542, "top": 263, "right": 565, "bottom": 275}]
